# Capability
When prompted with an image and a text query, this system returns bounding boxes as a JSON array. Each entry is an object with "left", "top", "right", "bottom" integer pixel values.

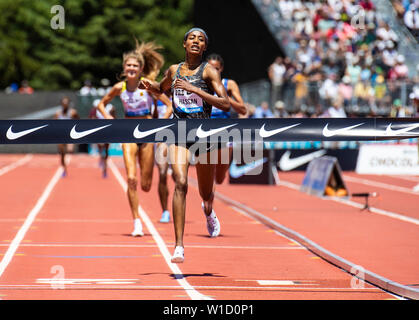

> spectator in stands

[
  {"left": 241, "top": 103, "right": 256, "bottom": 119},
  {"left": 254, "top": 101, "right": 274, "bottom": 118},
  {"left": 271, "top": 0, "right": 415, "bottom": 115},
  {"left": 393, "top": 55, "right": 409, "bottom": 79},
  {"left": 5, "top": 82, "right": 18, "bottom": 94},
  {"left": 354, "top": 75, "right": 374, "bottom": 107},
  {"left": 79, "top": 79, "right": 97, "bottom": 96},
  {"left": 306, "top": 58, "right": 323, "bottom": 112},
  {"left": 291, "top": 63, "right": 309, "bottom": 110},
  {"left": 403, "top": 4, "right": 419, "bottom": 38},
  {"left": 382, "top": 40, "right": 398, "bottom": 69},
  {"left": 327, "top": 97, "right": 347, "bottom": 118},
  {"left": 268, "top": 56, "right": 286, "bottom": 107},
  {"left": 374, "top": 74, "right": 387, "bottom": 109},
  {"left": 338, "top": 75, "right": 353, "bottom": 107},
  {"left": 273, "top": 100, "right": 289, "bottom": 118},
  {"left": 346, "top": 56, "right": 362, "bottom": 85},
  {"left": 319, "top": 73, "right": 339, "bottom": 106},
  {"left": 390, "top": 98, "right": 410, "bottom": 117},
  {"left": 409, "top": 86, "right": 419, "bottom": 116},
  {"left": 376, "top": 21, "right": 399, "bottom": 43},
  {"left": 18, "top": 80, "right": 34, "bottom": 94}
]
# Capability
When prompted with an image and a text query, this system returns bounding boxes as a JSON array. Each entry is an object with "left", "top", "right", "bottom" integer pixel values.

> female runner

[
  {"left": 206, "top": 53, "right": 247, "bottom": 185},
  {"left": 55, "top": 96, "right": 79, "bottom": 177},
  {"left": 153, "top": 92, "right": 173, "bottom": 223},
  {"left": 140, "top": 28, "right": 230, "bottom": 262},
  {"left": 97, "top": 40, "right": 171, "bottom": 237},
  {"left": 89, "top": 99, "right": 116, "bottom": 178}
]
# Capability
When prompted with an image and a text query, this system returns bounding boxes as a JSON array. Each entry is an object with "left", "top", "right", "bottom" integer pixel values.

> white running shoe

[
  {"left": 159, "top": 210, "right": 170, "bottom": 223},
  {"left": 202, "top": 202, "right": 220, "bottom": 237},
  {"left": 171, "top": 246, "right": 184, "bottom": 263},
  {"left": 131, "top": 218, "right": 144, "bottom": 237}
]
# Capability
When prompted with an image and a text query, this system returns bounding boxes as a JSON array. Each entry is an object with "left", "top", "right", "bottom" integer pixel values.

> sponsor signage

[
  {"left": 301, "top": 156, "right": 348, "bottom": 197},
  {"left": 229, "top": 149, "right": 271, "bottom": 185},
  {"left": 356, "top": 144, "right": 419, "bottom": 175},
  {"left": 275, "top": 148, "right": 359, "bottom": 171},
  {"left": 1, "top": 118, "right": 418, "bottom": 144}
]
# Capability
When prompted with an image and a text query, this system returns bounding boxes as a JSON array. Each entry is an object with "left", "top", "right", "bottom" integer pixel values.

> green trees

[{"left": 0, "top": 0, "right": 193, "bottom": 90}]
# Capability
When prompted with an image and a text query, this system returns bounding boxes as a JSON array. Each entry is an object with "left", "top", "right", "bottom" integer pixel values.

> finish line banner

[{"left": 1, "top": 118, "right": 418, "bottom": 144}]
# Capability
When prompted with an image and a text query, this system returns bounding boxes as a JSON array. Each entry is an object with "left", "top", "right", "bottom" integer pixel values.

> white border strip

[
  {"left": 211, "top": 169, "right": 418, "bottom": 299},
  {"left": 0, "top": 154, "right": 33, "bottom": 177},
  {"left": 343, "top": 174, "right": 419, "bottom": 196},
  {"left": 213, "top": 186, "right": 419, "bottom": 299},
  {"left": 278, "top": 179, "right": 419, "bottom": 226},
  {"left": 108, "top": 159, "right": 211, "bottom": 300},
  {"left": 0, "top": 166, "right": 63, "bottom": 278}
]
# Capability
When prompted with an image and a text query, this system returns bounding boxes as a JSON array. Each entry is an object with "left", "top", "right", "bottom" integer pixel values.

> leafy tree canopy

[{"left": 0, "top": 0, "right": 193, "bottom": 90}]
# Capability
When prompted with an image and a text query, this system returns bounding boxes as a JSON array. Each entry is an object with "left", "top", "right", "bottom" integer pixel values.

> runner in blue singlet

[{"left": 207, "top": 53, "right": 247, "bottom": 185}]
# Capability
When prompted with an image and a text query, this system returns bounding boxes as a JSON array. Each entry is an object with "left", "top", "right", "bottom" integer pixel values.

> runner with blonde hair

[{"left": 97, "top": 39, "right": 172, "bottom": 237}]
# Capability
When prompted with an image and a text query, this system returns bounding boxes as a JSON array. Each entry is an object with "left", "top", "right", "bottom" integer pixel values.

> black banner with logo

[
  {"left": 0, "top": 118, "right": 418, "bottom": 144},
  {"left": 275, "top": 148, "right": 360, "bottom": 171}
]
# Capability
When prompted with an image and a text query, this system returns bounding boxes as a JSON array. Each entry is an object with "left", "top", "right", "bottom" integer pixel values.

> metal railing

[{"left": 241, "top": 78, "right": 417, "bottom": 117}]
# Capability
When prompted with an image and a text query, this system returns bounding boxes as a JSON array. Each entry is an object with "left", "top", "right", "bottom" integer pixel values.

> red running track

[{"left": 0, "top": 154, "right": 417, "bottom": 300}]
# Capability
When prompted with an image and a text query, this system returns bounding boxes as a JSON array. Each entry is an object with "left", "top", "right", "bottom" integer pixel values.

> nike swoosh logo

[
  {"left": 133, "top": 124, "right": 174, "bottom": 139},
  {"left": 229, "top": 158, "right": 268, "bottom": 178},
  {"left": 322, "top": 123, "right": 364, "bottom": 137},
  {"left": 278, "top": 150, "right": 327, "bottom": 171},
  {"left": 259, "top": 123, "right": 300, "bottom": 138},
  {"left": 70, "top": 124, "right": 112, "bottom": 139},
  {"left": 196, "top": 123, "right": 237, "bottom": 139},
  {"left": 385, "top": 123, "right": 419, "bottom": 136},
  {"left": 6, "top": 125, "right": 48, "bottom": 140}
]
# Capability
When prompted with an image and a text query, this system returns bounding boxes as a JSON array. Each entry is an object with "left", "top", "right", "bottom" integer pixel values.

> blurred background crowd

[
  {"left": 253, "top": 0, "right": 419, "bottom": 119},
  {"left": 1, "top": 0, "right": 418, "bottom": 121}
]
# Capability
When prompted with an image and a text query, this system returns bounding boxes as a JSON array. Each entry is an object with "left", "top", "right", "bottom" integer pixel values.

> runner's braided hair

[{"left": 206, "top": 53, "right": 224, "bottom": 68}]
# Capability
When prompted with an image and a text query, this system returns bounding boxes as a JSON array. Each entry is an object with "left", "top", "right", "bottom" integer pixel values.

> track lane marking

[
  {"left": 343, "top": 174, "right": 419, "bottom": 196},
  {"left": 0, "top": 284, "right": 384, "bottom": 291},
  {"left": 0, "top": 243, "right": 303, "bottom": 250},
  {"left": 0, "top": 154, "right": 33, "bottom": 177},
  {"left": 276, "top": 177, "right": 419, "bottom": 226},
  {"left": 108, "top": 159, "right": 211, "bottom": 300},
  {"left": 0, "top": 165, "right": 63, "bottom": 278}
]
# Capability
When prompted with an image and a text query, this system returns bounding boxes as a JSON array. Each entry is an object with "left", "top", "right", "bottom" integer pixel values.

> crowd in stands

[
  {"left": 260, "top": 0, "right": 419, "bottom": 119},
  {"left": 79, "top": 79, "right": 112, "bottom": 97},
  {"left": 391, "top": 0, "right": 419, "bottom": 39}
]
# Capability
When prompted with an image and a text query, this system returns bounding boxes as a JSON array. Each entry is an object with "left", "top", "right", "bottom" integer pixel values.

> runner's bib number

[{"left": 173, "top": 89, "right": 203, "bottom": 113}]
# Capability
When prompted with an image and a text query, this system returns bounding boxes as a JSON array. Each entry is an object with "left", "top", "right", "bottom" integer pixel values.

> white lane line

[
  {"left": 276, "top": 176, "right": 419, "bottom": 226},
  {"left": 0, "top": 166, "right": 63, "bottom": 278},
  {"left": 343, "top": 174, "right": 419, "bottom": 196},
  {"left": 390, "top": 175, "right": 419, "bottom": 183},
  {"left": 0, "top": 154, "right": 33, "bottom": 177},
  {"left": 332, "top": 196, "right": 419, "bottom": 225},
  {"left": 0, "top": 284, "right": 384, "bottom": 291},
  {"left": 0, "top": 243, "right": 304, "bottom": 250},
  {"left": 108, "top": 159, "right": 211, "bottom": 300}
]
